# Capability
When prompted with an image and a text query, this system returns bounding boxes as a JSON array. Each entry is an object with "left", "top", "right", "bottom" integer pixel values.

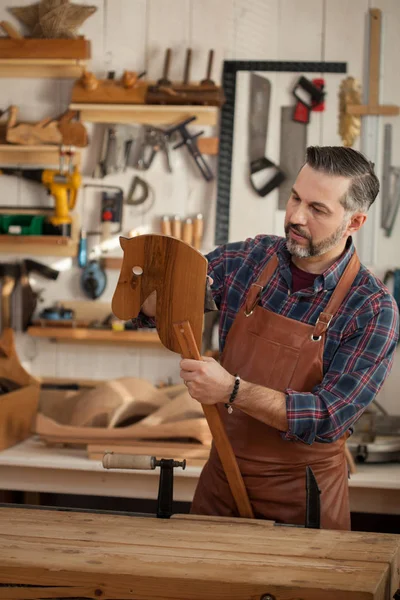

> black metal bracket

[
  {"left": 155, "top": 458, "right": 186, "bottom": 518},
  {"left": 215, "top": 60, "right": 348, "bottom": 245}
]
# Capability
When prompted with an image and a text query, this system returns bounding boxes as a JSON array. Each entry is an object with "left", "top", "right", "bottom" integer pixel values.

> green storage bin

[{"left": 0, "top": 215, "right": 45, "bottom": 235}]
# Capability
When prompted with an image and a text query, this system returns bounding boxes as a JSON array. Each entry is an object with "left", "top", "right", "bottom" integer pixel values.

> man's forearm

[{"left": 233, "top": 380, "right": 288, "bottom": 432}]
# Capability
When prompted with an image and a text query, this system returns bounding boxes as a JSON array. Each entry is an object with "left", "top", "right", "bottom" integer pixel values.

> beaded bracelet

[{"left": 224, "top": 374, "right": 241, "bottom": 414}]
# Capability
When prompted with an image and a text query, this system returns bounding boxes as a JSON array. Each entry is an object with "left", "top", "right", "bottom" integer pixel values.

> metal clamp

[
  {"left": 134, "top": 125, "right": 172, "bottom": 172},
  {"left": 102, "top": 453, "right": 186, "bottom": 518}
]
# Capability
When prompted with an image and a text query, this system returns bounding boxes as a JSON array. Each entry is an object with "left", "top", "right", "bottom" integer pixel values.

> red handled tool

[{"left": 292, "top": 76, "right": 325, "bottom": 124}]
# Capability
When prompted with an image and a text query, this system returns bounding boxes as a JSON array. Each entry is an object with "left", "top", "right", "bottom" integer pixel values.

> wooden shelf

[
  {"left": 0, "top": 58, "right": 87, "bottom": 78},
  {"left": 0, "top": 144, "right": 81, "bottom": 167},
  {"left": 69, "top": 103, "right": 219, "bottom": 126},
  {"left": 0, "top": 234, "right": 78, "bottom": 257},
  {"left": 27, "top": 326, "right": 162, "bottom": 346},
  {"left": 103, "top": 256, "right": 123, "bottom": 270}
]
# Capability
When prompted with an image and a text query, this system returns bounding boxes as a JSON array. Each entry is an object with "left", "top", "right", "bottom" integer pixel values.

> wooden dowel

[{"left": 173, "top": 320, "right": 254, "bottom": 519}]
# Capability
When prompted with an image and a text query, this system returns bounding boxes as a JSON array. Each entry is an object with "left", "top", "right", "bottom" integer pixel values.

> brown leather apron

[{"left": 191, "top": 251, "right": 360, "bottom": 530}]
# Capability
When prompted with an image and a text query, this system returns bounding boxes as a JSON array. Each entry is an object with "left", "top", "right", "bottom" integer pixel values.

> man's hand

[
  {"left": 141, "top": 276, "right": 214, "bottom": 318},
  {"left": 180, "top": 356, "right": 235, "bottom": 404},
  {"left": 141, "top": 291, "right": 156, "bottom": 317}
]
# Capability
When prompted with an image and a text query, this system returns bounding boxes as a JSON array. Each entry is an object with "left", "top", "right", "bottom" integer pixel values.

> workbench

[
  {"left": 0, "top": 437, "right": 399, "bottom": 516},
  {"left": 0, "top": 506, "right": 399, "bottom": 599}
]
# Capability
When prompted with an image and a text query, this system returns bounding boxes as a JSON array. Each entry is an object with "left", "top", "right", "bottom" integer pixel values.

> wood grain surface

[{"left": 0, "top": 507, "right": 398, "bottom": 599}]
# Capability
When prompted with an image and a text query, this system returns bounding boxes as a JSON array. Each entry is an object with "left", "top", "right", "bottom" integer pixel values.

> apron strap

[
  {"left": 312, "top": 251, "right": 361, "bottom": 339},
  {"left": 244, "top": 254, "right": 279, "bottom": 316}
]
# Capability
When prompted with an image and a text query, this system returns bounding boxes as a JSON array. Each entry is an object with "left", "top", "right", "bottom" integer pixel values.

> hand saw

[
  {"left": 248, "top": 73, "right": 285, "bottom": 197},
  {"left": 112, "top": 234, "right": 253, "bottom": 518}
]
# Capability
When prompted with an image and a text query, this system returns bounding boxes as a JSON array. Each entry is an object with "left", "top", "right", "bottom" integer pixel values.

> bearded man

[{"left": 140, "top": 146, "right": 399, "bottom": 530}]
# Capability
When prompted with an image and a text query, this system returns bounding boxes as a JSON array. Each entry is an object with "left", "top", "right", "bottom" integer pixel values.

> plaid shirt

[{"left": 206, "top": 235, "right": 399, "bottom": 445}]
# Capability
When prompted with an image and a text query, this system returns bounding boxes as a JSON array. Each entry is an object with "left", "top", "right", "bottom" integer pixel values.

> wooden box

[
  {"left": 0, "top": 37, "right": 90, "bottom": 59},
  {"left": 0, "top": 508, "right": 398, "bottom": 599},
  {"left": 0, "top": 329, "right": 40, "bottom": 450}
]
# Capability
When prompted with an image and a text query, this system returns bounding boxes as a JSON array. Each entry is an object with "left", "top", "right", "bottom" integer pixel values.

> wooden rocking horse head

[
  {"left": 111, "top": 234, "right": 208, "bottom": 353},
  {"left": 111, "top": 234, "right": 255, "bottom": 519}
]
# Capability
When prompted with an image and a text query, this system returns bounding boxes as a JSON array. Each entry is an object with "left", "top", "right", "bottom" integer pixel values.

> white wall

[{"left": 1, "top": 0, "right": 400, "bottom": 413}]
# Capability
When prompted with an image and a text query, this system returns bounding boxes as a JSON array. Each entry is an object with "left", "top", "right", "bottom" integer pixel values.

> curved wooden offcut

[{"left": 35, "top": 413, "right": 212, "bottom": 446}]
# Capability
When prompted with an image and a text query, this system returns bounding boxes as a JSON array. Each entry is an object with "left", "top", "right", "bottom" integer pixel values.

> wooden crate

[{"left": 0, "top": 507, "right": 398, "bottom": 599}]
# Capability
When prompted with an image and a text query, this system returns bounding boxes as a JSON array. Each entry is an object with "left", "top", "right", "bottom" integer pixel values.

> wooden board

[
  {"left": 35, "top": 413, "right": 212, "bottom": 446},
  {"left": 27, "top": 327, "right": 162, "bottom": 346},
  {"left": 0, "top": 233, "right": 78, "bottom": 257},
  {"left": 0, "top": 58, "right": 87, "bottom": 78},
  {"left": 71, "top": 77, "right": 148, "bottom": 104},
  {"left": 0, "top": 507, "right": 398, "bottom": 599},
  {"left": 0, "top": 144, "right": 81, "bottom": 166},
  {"left": 69, "top": 103, "right": 218, "bottom": 125},
  {"left": 0, "top": 38, "right": 90, "bottom": 59}
]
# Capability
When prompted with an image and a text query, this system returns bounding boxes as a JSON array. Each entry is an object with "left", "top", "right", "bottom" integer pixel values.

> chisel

[
  {"left": 161, "top": 215, "right": 172, "bottom": 236},
  {"left": 171, "top": 215, "right": 182, "bottom": 239},
  {"left": 193, "top": 213, "right": 204, "bottom": 250},
  {"left": 182, "top": 217, "right": 193, "bottom": 245}
]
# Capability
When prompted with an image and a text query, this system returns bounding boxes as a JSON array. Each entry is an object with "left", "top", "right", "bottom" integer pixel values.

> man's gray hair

[{"left": 306, "top": 146, "right": 380, "bottom": 213}]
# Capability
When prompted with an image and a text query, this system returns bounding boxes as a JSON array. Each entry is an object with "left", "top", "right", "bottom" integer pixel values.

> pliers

[{"left": 134, "top": 125, "right": 172, "bottom": 172}]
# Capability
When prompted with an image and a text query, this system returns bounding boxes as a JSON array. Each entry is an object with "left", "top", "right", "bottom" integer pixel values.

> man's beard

[{"left": 285, "top": 219, "right": 348, "bottom": 258}]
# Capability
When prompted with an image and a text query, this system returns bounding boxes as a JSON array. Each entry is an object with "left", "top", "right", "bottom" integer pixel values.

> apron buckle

[
  {"left": 244, "top": 283, "right": 263, "bottom": 317},
  {"left": 311, "top": 312, "right": 333, "bottom": 341}
]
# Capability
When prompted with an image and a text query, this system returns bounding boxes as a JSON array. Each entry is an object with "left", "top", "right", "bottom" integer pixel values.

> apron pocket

[{"left": 245, "top": 333, "right": 300, "bottom": 390}]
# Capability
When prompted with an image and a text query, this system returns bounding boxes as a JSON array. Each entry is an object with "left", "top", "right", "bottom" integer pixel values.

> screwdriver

[{"left": 78, "top": 228, "right": 87, "bottom": 268}]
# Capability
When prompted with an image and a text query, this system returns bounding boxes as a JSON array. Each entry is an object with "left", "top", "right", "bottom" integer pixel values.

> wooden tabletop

[{"left": 0, "top": 507, "right": 398, "bottom": 599}]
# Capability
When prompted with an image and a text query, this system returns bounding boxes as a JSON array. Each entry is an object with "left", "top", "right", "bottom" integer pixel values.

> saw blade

[{"left": 248, "top": 73, "right": 271, "bottom": 162}]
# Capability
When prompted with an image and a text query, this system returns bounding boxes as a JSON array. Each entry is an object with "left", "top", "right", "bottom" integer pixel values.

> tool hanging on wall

[
  {"left": 145, "top": 48, "right": 225, "bottom": 107},
  {"left": 131, "top": 117, "right": 213, "bottom": 181},
  {"left": 381, "top": 124, "right": 400, "bottom": 237},
  {"left": 278, "top": 106, "right": 308, "bottom": 210},
  {"left": 338, "top": 76, "right": 362, "bottom": 147},
  {"left": 248, "top": 73, "right": 285, "bottom": 197},
  {"left": 0, "top": 260, "right": 59, "bottom": 332},
  {"left": 82, "top": 184, "right": 124, "bottom": 242},
  {"left": 101, "top": 188, "right": 123, "bottom": 243},
  {"left": 170, "top": 116, "right": 214, "bottom": 181},
  {"left": 79, "top": 184, "right": 124, "bottom": 299},
  {"left": 125, "top": 175, "right": 155, "bottom": 216},
  {"left": 94, "top": 125, "right": 118, "bottom": 178},
  {"left": 292, "top": 76, "right": 325, "bottom": 124},
  {"left": 81, "top": 260, "right": 107, "bottom": 300},
  {"left": 133, "top": 125, "right": 173, "bottom": 172}
]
